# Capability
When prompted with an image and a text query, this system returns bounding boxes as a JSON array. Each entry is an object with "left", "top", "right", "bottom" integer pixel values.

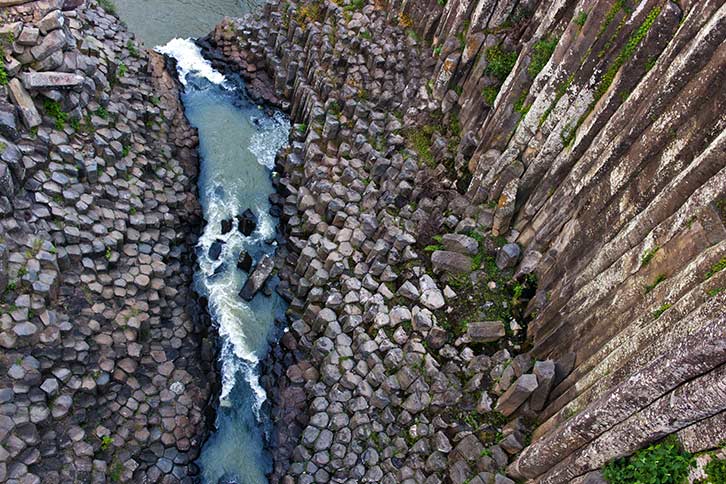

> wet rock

[
  {"left": 238, "top": 208, "right": 257, "bottom": 236},
  {"left": 240, "top": 255, "right": 274, "bottom": 301},
  {"left": 237, "top": 251, "right": 253, "bottom": 272},
  {"left": 221, "top": 218, "right": 233, "bottom": 234},
  {"left": 208, "top": 239, "right": 224, "bottom": 260}
]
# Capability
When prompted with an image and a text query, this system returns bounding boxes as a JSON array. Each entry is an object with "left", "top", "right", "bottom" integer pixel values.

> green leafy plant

[
  {"left": 697, "top": 458, "right": 726, "bottom": 484},
  {"left": 43, "top": 99, "right": 68, "bottom": 129},
  {"left": 574, "top": 10, "right": 588, "bottom": 29},
  {"left": 705, "top": 257, "right": 726, "bottom": 279},
  {"left": 528, "top": 36, "right": 558, "bottom": 78},
  {"left": 96, "top": 106, "right": 109, "bottom": 119},
  {"left": 651, "top": 302, "right": 671, "bottom": 320},
  {"left": 644, "top": 273, "right": 667, "bottom": 294},
  {"left": 602, "top": 436, "right": 694, "bottom": 484},
  {"left": 117, "top": 62, "right": 127, "bottom": 77},
  {"left": 484, "top": 45, "right": 518, "bottom": 83},
  {"left": 641, "top": 246, "right": 660, "bottom": 267},
  {"left": 100, "top": 435, "right": 113, "bottom": 450}
]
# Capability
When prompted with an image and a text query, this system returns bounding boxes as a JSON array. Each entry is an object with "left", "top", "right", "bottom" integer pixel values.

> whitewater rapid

[{"left": 158, "top": 37, "right": 290, "bottom": 483}]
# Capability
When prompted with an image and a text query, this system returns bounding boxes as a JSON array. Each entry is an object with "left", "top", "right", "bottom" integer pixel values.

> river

[{"left": 115, "top": 4, "right": 290, "bottom": 483}]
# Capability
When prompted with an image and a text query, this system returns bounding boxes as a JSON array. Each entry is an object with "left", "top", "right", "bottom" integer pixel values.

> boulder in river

[
  {"left": 221, "top": 218, "right": 233, "bottom": 234},
  {"left": 208, "top": 239, "right": 224, "bottom": 260},
  {"left": 238, "top": 208, "right": 257, "bottom": 236},
  {"left": 237, "top": 251, "right": 253, "bottom": 272},
  {"left": 239, "top": 255, "right": 274, "bottom": 301}
]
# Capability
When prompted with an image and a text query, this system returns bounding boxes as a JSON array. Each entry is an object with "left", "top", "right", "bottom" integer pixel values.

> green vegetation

[
  {"left": 117, "top": 62, "right": 127, "bottom": 78},
  {"left": 359, "top": 30, "right": 372, "bottom": 41},
  {"left": 0, "top": 60, "right": 7, "bottom": 86},
  {"left": 561, "top": 5, "right": 661, "bottom": 146},
  {"left": 651, "top": 302, "right": 672, "bottom": 320},
  {"left": 528, "top": 36, "right": 558, "bottom": 78},
  {"left": 404, "top": 124, "right": 436, "bottom": 166},
  {"left": 705, "top": 257, "right": 726, "bottom": 279},
  {"left": 100, "top": 435, "right": 113, "bottom": 450},
  {"left": 295, "top": 1, "right": 323, "bottom": 25},
  {"left": 126, "top": 40, "right": 140, "bottom": 58},
  {"left": 344, "top": 0, "right": 365, "bottom": 12},
  {"left": 602, "top": 436, "right": 694, "bottom": 484},
  {"left": 96, "top": 106, "right": 109, "bottom": 119},
  {"left": 641, "top": 246, "right": 660, "bottom": 267},
  {"left": 697, "top": 458, "right": 726, "bottom": 484},
  {"left": 109, "top": 461, "right": 124, "bottom": 482},
  {"left": 644, "top": 273, "right": 667, "bottom": 294},
  {"left": 574, "top": 10, "right": 588, "bottom": 29},
  {"left": 98, "top": 0, "right": 117, "bottom": 14},
  {"left": 43, "top": 99, "right": 68, "bottom": 129},
  {"left": 481, "top": 44, "right": 518, "bottom": 106},
  {"left": 707, "top": 287, "right": 724, "bottom": 297}
]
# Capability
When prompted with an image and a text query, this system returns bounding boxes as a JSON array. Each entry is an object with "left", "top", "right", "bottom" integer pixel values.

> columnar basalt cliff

[
  {"left": 1, "top": 0, "right": 724, "bottom": 482},
  {"left": 0, "top": 0, "right": 216, "bottom": 482},
  {"left": 202, "top": 0, "right": 725, "bottom": 483}
]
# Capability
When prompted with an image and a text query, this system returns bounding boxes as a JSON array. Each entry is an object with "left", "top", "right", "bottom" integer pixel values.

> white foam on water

[
  {"left": 248, "top": 110, "right": 291, "bottom": 170},
  {"left": 156, "top": 37, "right": 227, "bottom": 86}
]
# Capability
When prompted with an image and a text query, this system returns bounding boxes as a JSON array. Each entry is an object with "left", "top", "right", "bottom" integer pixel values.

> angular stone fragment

[
  {"left": 7, "top": 79, "right": 41, "bottom": 128},
  {"left": 239, "top": 255, "right": 274, "bottom": 301},
  {"left": 495, "top": 374, "right": 538, "bottom": 416},
  {"left": 467, "top": 321, "right": 505, "bottom": 343},
  {"left": 496, "top": 243, "right": 521, "bottom": 270},
  {"left": 529, "top": 360, "right": 556, "bottom": 411},
  {"left": 442, "top": 233, "right": 479, "bottom": 255},
  {"left": 39, "top": 10, "right": 65, "bottom": 34},
  {"left": 31, "top": 30, "right": 67, "bottom": 61},
  {"left": 22, "top": 72, "right": 85, "bottom": 90},
  {"left": 431, "top": 250, "right": 472, "bottom": 274},
  {"left": 492, "top": 178, "right": 518, "bottom": 236}
]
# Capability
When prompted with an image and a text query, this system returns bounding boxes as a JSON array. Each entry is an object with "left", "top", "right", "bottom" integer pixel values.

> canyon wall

[
  {"left": 393, "top": 0, "right": 726, "bottom": 481},
  {"left": 0, "top": 1, "right": 215, "bottom": 482},
  {"left": 207, "top": 0, "right": 725, "bottom": 482}
]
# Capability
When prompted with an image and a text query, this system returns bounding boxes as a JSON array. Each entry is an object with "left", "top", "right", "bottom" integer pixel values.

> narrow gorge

[{"left": 0, "top": 0, "right": 724, "bottom": 484}]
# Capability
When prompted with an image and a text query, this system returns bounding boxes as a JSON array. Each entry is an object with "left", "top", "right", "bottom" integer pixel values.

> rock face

[
  {"left": 201, "top": 1, "right": 725, "bottom": 484},
  {"left": 0, "top": 1, "right": 209, "bottom": 483}
]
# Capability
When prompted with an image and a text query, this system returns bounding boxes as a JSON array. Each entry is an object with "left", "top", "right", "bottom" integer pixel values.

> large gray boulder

[
  {"left": 467, "top": 321, "right": 506, "bottom": 343},
  {"left": 22, "top": 72, "right": 85, "bottom": 90},
  {"left": 239, "top": 255, "right": 274, "bottom": 301},
  {"left": 431, "top": 250, "right": 472, "bottom": 274}
]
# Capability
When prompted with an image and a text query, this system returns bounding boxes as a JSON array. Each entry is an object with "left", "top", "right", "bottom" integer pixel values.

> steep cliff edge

[{"left": 203, "top": 0, "right": 725, "bottom": 482}]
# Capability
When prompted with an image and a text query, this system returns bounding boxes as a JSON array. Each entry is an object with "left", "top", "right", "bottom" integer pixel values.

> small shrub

[
  {"left": 697, "top": 458, "right": 726, "bottom": 484},
  {"left": 528, "top": 36, "right": 558, "bottom": 78},
  {"left": 574, "top": 10, "right": 588, "bottom": 29},
  {"left": 98, "top": 0, "right": 117, "bottom": 14},
  {"left": 0, "top": 61, "right": 7, "bottom": 86},
  {"left": 100, "top": 435, "right": 113, "bottom": 450},
  {"left": 602, "top": 436, "right": 694, "bottom": 484},
  {"left": 117, "top": 62, "right": 127, "bottom": 77},
  {"left": 126, "top": 40, "right": 140, "bottom": 57},
  {"left": 705, "top": 257, "right": 726, "bottom": 279},
  {"left": 43, "top": 99, "right": 68, "bottom": 129},
  {"left": 651, "top": 302, "right": 671, "bottom": 320},
  {"left": 96, "top": 106, "right": 109, "bottom": 119},
  {"left": 344, "top": 0, "right": 364, "bottom": 11},
  {"left": 644, "top": 273, "right": 667, "bottom": 294},
  {"left": 484, "top": 45, "right": 518, "bottom": 83},
  {"left": 641, "top": 246, "right": 660, "bottom": 267},
  {"left": 482, "top": 85, "right": 499, "bottom": 106}
]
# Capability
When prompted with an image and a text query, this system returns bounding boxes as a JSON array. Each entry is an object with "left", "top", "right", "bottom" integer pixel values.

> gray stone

[
  {"left": 239, "top": 255, "right": 274, "bottom": 301},
  {"left": 7, "top": 79, "right": 41, "bottom": 128},
  {"left": 496, "top": 243, "right": 521, "bottom": 270},
  {"left": 39, "top": 10, "right": 65, "bottom": 34},
  {"left": 31, "top": 30, "right": 67, "bottom": 61},
  {"left": 495, "top": 374, "right": 538, "bottom": 416},
  {"left": 22, "top": 72, "right": 85, "bottom": 90},
  {"left": 431, "top": 250, "right": 472, "bottom": 274},
  {"left": 530, "top": 360, "right": 556, "bottom": 411},
  {"left": 442, "top": 233, "right": 479, "bottom": 255},
  {"left": 467, "top": 321, "right": 505, "bottom": 343}
]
